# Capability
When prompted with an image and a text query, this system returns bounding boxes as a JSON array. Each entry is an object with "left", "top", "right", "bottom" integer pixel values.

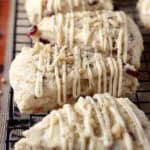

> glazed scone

[
  {"left": 29, "top": 11, "right": 143, "bottom": 69},
  {"left": 15, "top": 93, "right": 150, "bottom": 150},
  {"left": 137, "top": 0, "right": 150, "bottom": 28},
  {"left": 25, "top": 0, "right": 113, "bottom": 24},
  {"left": 9, "top": 43, "right": 139, "bottom": 113}
]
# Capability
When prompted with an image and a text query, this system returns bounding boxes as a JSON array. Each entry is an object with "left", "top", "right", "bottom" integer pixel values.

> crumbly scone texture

[
  {"left": 137, "top": 0, "right": 150, "bottom": 28},
  {"left": 15, "top": 93, "right": 150, "bottom": 150},
  {"left": 9, "top": 43, "right": 139, "bottom": 113},
  {"left": 25, "top": 0, "right": 113, "bottom": 24},
  {"left": 31, "top": 11, "right": 143, "bottom": 69}
]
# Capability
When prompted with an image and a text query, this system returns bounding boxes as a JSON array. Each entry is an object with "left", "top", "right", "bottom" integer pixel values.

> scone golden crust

[
  {"left": 25, "top": 0, "right": 113, "bottom": 24},
  {"left": 15, "top": 94, "right": 150, "bottom": 150},
  {"left": 9, "top": 43, "right": 139, "bottom": 113},
  {"left": 30, "top": 11, "right": 143, "bottom": 69},
  {"left": 137, "top": 0, "right": 150, "bottom": 28}
]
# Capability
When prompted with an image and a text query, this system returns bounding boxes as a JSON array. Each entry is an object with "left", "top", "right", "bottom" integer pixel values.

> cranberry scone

[
  {"left": 15, "top": 93, "right": 150, "bottom": 150},
  {"left": 137, "top": 0, "right": 150, "bottom": 28},
  {"left": 9, "top": 43, "right": 139, "bottom": 113},
  {"left": 25, "top": 0, "right": 113, "bottom": 24},
  {"left": 29, "top": 11, "right": 143, "bottom": 69}
]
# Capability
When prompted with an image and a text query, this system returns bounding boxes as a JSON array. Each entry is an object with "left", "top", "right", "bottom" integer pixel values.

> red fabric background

[{"left": 0, "top": 0, "right": 10, "bottom": 65}]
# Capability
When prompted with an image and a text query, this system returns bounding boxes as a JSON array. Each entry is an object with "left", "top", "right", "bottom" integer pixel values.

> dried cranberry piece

[
  {"left": 39, "top": 38, "right": 50, "bottom": 44},
  {"left": 129, "top": 132, "right": 136, "bottom": 141},
  {"left": 112, "top": 48, "right": 118, "bottom": 55},
  {"left": 108, "top": 145, "right": 114, "bottom": 150},
  {"left": 88, "top": 0, "right": 98, "bottom": 6},
  {"left": 130, "top": 33, "right": 134, "bottom": 42},
  {"left": 108, "top": 16, "right": 113, "bottom": 19},
  {"left": 43, "top": 76, "right": 46, "bottom": 80},
  {"left": 27, "top": 25, "right": 38, "bottom": 37},
  {"left": 0, "top": 32, "right": 3, "bottom": 38},
  {"left": 123, "top": 62, "right": 126, "bottom": 66},
  {"left": 93, "top": 98, "right": 98, "bottom": 102},
  {"left": 126, "top": 69, "right": 139, "bottom": 78},
  {"left": 46, "top": 11, "right": 55, "bottom": 17},
  {"left": 114, "top": 6, "right": 119, "bottom": 10},
  {"left": 51, "top": 43, "right": 56, "bottom": 47}
]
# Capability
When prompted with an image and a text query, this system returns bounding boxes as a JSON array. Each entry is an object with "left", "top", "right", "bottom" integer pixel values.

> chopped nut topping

[
  {"left": 32, "top": 43, "right": 44, "bottom": 55},
  {"left": 79, "top": 68, "right": 86, "bottom": 75},
  {"left": 111, "top": 124, "right": 124, "bottom": 139},
  {"left": 51, "top": 117, "right": 59, "bottom": 125},
  {"left": 65, "top": 56, "right": 74, "bottom": 64},
  {"left": 56, "top": 54, "right": 65, "bottom": 62}
]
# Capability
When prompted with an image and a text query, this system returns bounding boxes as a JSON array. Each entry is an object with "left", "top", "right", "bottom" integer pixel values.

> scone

[
  {"left": 9, "top": 43, "right": 139, "bottom": 113},
  {"left": 29, "top": 11, "right": 143, "bottom": 69},
  {"left": 25, "top": 0, "right": 113, "bottom": 24},
  {"left": 15, "top": 93, "right": 150, "bottom": 150},
  {"left": 137, "top": 0, "right": 150, "bottom": 28}
]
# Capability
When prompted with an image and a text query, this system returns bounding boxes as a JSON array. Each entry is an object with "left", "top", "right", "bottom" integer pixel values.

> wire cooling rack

[{"left": 5, "top": 0, "right": 150, "bottom": 149}]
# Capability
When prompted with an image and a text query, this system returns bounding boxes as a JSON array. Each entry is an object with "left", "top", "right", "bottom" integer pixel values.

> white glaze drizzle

[
  {"left": 78, "top": 98, "right": 94, "bottom": 136},
  {"left": 54, "top": 46, "right": 62, "bottom": 105},
  {"left": 117, "top": 58, "right": 123, "bottom": 97},
  {"left": 122, "top": 12, "right": 128, "bottom": 63},
  {"left": 69, "top": 13, "right": 75, "bottom": 48},
  {"left": 73, "top": 47, "right": 81, "bottom": 98},
  {"left": 34, "top": 44, "right": 125, "bottom": 105},
  {"left": 60, "top": 47, "right": 67, "bottom": 103},
  {"left": 87, "top": 96, "right": 111, "bottom": 147},
  {"left": 112, "top": 58, "right": 118, "bottom": 97},
  {"left": 55, "top": 14, "right": 63, "bottom": 46},
  {"left": 96, "top": 95, "right": 113, "bottom": 146},
  {"left": 35, "top": 72, "right": 43, "bottom": 98},
  {"left": 46, "top": 0, "right": 112, "bottom": 14},
  {"left": 85, "top": 54, "right": 94, "bottom": 89},
  {"left": 117, "top": 98, "right": 150, "bottom": 150},
  {"left": 99, "top": 55, "right": 107, "bottom": 93},
  {"left": 52, "top": 111, "right": 67, "bottom": 150},
  {"left": 64, "top": 13, "right": 69, "bottom": 46},
  {"left": 107, "top": 58, "right": 114, "bottom": 95},
  {"left": 64, "top": 104, "right": 75, "bottom": 150},
  {"left": 35, "top": 49, "right": 46, "bottom": 97},
  {"left": 32, "top": 94, "right": 150, "bottom": 149},
  {"left": 95, "top": 52, "right": 102, "bottom": 93},
  {"left": 103, "top": 94, "right": 133, "bottom": 150},
  {"left": 38, "top": 11, "right": 130, "bottom": 65}
]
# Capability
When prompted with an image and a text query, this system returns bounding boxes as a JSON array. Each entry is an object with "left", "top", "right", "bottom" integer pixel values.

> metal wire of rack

[{"left": 4, "top": 0, "right": 150, "bottom": 149}]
